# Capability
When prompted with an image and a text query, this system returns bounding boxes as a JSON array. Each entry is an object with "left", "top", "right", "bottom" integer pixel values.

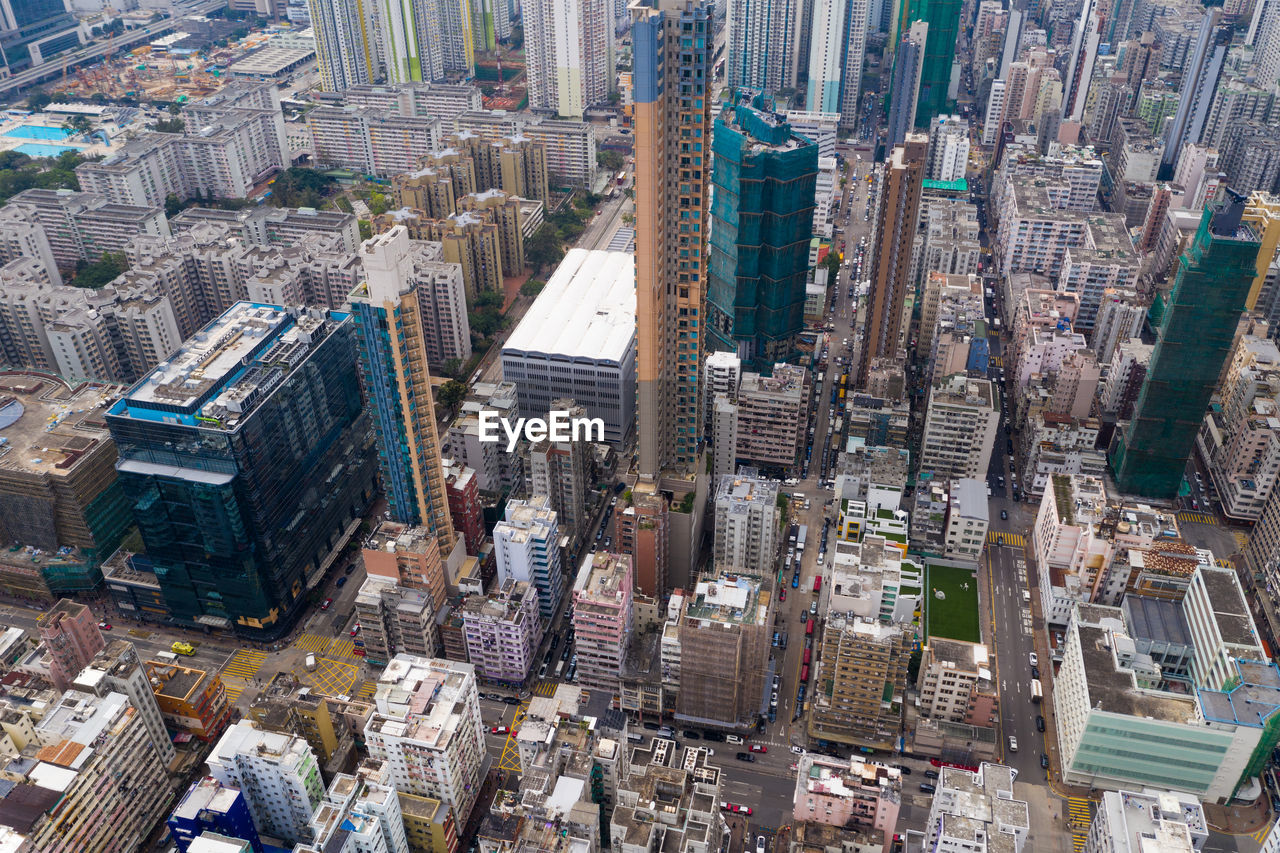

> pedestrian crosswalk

[
  {"left": 222, "top": 649, "right": 266, "bottom": 680},
  {"left": 986, "top": 531, "right": 1026, "bottom": 548},
  {"left": 356, "top": 680, "right": 376, "bottom": 700},
  {"left": 1176, "top": 510, "right": 1217, "bottom": 525},
  {"left": 294, "top": 633, "right": 332, "bottom": 653},
  {"left": 293, "top": 634, "right": 358, "bottom": 658},
  {"left": 533, "top": 682, "right": 557, "bottom": 697},
  {"left": 1066, "top": 795, "right": 1093, "bottom": 852},
  {"left": 223, "top": 683, "right": 244, "bottom": 704}
]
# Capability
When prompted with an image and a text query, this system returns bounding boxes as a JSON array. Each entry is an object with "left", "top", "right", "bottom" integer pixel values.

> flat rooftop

[
  {"left": 503, "top": 249, "right": 635, "bottom": 364},
  {"left": 110, "top": 303, "right": 342, "bottom": 429},
  {"left": 0, "top": 373, "right": 120, "bottom": 480},
  {"left": 1076, "top": 619, "right": 1198, "bottom": 723},
  {"left": 1197, "top": 567, "right": 1260, "bottom": 648}
]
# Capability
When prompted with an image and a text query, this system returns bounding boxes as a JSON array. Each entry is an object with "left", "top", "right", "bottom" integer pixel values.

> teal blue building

[{"left": 707, "top": 91, "right": 818, "bottom": 370}]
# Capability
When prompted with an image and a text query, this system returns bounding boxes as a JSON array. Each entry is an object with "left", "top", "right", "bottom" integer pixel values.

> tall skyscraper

[
  {"left": 1159, "top": 11, "right": 1230, "bottom": 178},
  {"left": 707, "top": 92, "right": 818, "bottom": 369},
  {"left": 856, "top": 134, "right": 928, "bottom": 388},
  {"left": 898, "top": 0, "right": 961, "bottom": 127},
  {"left": 308, "top": 0, "right": 380, "bottom": 91},
  {"left": 106, "top": 304, "right": 376, "bottom": 639},
  {"left": 632, "top": 0, "right": 715, "bottom": 479},
  {"left": 524, "top": 0, "right": 614, "bottom": 118},
  {"left": 1111, "top": 192, "right": 1261, "bottom": 497},
  {"left": 805, "top": 0, "right": 869, "bottom": 129},
  {"left": 379, "top": 0, "right": 475, "bottom": 83},
  {"left": 885, "top": 21, "right": 927, "bottom": 148},
  {"left": 350, "top": 227, "right": 456, "bottom": 550},
  {"left": 1061, "top": 0, "right": 1102, "bottom": 124},
  {"left": 725, "top": 0, "right": 799, "bottom": 93}
]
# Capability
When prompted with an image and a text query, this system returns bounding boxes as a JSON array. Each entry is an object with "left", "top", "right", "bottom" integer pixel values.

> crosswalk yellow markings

[
  {"left": 293, "top": 634, "right": 358, "bottom": 658},
  {"left": 356, "top": 680, "right": 376, "bottom": 700},
  {"left": 329, "top": 639, "right": 355, "bottom": 658},
  {"left": 223, "top": 683, "right": 244, "bottom": 704},
  {"left": 294, "top": 633, "right": 332, "bottom": 653},
  {"left": 1072, "top": 834, "right": 1086, "bottom": 852},
  {"left": 1252, "top": 825, "right": 1271, "bottom": 844},
  {"left": 533, "top": 682, "right": 556, "bottom": 697},
  {"left": 222, "top": 649, "right": 266, "bottom": 680},
  {"left": 497, "top": 702, "right": 528, "bottom": 772},
  {"left": 1176, "top": 511, "right": 1217, "bottom": 526},
  {"left": 986, "top": 531, "right": 1026, "bottom": 548},
  {"left": 1067, "top": 796, "right": 1092, "bottom": 827}
]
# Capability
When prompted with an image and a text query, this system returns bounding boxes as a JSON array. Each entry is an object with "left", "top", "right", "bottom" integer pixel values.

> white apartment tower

[
  {"left": 713, "top": 472, "right": 781, "bottom": 574},
  {"left": 494, "top": 495, "right": 565, "bottom": 622},
  {"left": 523, "top": 0, "right": 613, "bottom": 118},
  {"left": 206, "top": 721, "right": 326, "bottom": 846}
]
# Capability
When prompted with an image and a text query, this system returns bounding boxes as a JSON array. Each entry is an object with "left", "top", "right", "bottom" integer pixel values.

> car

[
  {"left": 491, "top": 726, "right": 510, "bottom": 735},
  {"left": 779, "top": 589, "right": 786, "bottom": 602},
  {"left": 736, "top": 752, "right": 756, "bottom": 762},
  {"left": 704, "top": 731, "right": 726, "bottom": 742},
  {"left": 749, "top": 744, "right": 767, "bottom": 753},
  {"left": 1036, "top": 715, "right": 1046, "bottom": 732},
  {"left": 1030, "top": 665, "right": 1040, "bottom": 679},
  {"left": 97, "top": 621, "right": 112, "bottom": 631},
  {"left": 1028, "top": 652, "right": 1038, "bottom": 667},
  {"left": 923, "top": 769, "right": 939, "bottom": 779},
  {"left": 485, "top": 693, "right": 503, "bottom": 701},
  {"left": 344, "top": 563, "right": 356, "bottom": 575},
  {"left": 1000, "top": 510, "right": 1008, "bottom": 520},
  {"left": 171, "top": 641, "right": 196, "bottom": 656},
  {"left": 682, "top": 729, "right": 701, "bottom": 740},
  {"left": 335, "top": 576, "right": 347, "bottom": 588},
  {"left": 809, "top": 601, "right": 818, "bottom": 616},
  {"left": 757, "top": 836, "right": 766, "bottom": 853},
  {"left": 320, "top": 598, "right": 333, "bottom": 610},
  {"left": 894, "top": 764, "right": 912, "bottom": 775},
  {"left": 790, "top": 745, "right": 805, "bottom": 754},
  {"left": 919, "top": 783, "right": 936, "bottom": 794},
  {"left": 1008, "top": 736, "right": 1018, "bottom": 752},
  {"left": 353, "top": 648, "right": 366, "bottom": 656},
  {"left": 1040, "top": 753, "right": 1050, "bottom": 769},
  {"left": 350, "top": 623, "right": 361, "bottom": 636}
]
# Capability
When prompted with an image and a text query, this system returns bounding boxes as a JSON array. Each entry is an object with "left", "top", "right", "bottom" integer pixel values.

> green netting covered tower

[
  {"left": 1110, "top": 191, "right": 1260, "bottom": 497},
  {"left": 896, "top": 0, "right": 962, "bottom": 128},
  {"left": 707, "top": 90, "right": 818, "bottom": 370}
]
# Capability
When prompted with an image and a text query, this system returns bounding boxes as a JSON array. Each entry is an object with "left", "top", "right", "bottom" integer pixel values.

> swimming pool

[
  {"left": 4, "top": 125, "right": 71, "bottom": 141},
  {"left": 13, "top": 142, "right": 80, "bottom": 158}
]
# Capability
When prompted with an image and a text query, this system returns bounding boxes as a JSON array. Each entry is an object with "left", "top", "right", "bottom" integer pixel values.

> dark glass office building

[
  {"left": 0, "top": 0, "right": 84, "bottom": 74},
  {"left": 105, "top": 303, "right": 377, "bottom": 639}
]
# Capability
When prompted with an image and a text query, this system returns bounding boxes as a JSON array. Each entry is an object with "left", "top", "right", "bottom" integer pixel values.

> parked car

[
  {"left": 1036, "top": 716, "right": 1046, "bottom": 732},
  {"left": 320, "top": 598, "right": 333, "bottom": 611},
  {"left": 1040, "top": 754, "right": 1050, "bottom": 769},
  {"left": 923, "top": 769, "right": 939, "bottom": 780},
  {"left": 735, "top": 752, "right": 756, "bottom": 762},
  {"left": 919, "top": 783, "right": 936, "bottom": 794}
]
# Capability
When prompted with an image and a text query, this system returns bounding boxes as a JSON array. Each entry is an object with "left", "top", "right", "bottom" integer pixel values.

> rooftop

[
  {"left": 110, "top": 303, "right": 342, "bottom": 429},
  {"left": 504, "top": 249, "right": 635, "bottom": 364},
  {"left": 1074, "top": 608, "right": 1199, "bottom": 724},
  {"left": 0, "top": 373, "right": 121, "bottom": 480},
  {"left": 686, "top": 572, "right": 767, "bottom": 626},
  {"left": 369, "top": 654, "right": 477, "bottom": 748},
  {"left": 1196, "top": 566, "right": 1259, "bottom": 648}
]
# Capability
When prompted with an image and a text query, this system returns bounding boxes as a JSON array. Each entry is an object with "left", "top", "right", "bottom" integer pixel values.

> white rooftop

[{"left": 504, "top": 249, "right": 635, "bottom": 364}]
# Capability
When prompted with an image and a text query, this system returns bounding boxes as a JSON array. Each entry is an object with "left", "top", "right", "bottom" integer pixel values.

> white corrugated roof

[{"left": 504, "top": 249, "right": 635, "bottom": 362}]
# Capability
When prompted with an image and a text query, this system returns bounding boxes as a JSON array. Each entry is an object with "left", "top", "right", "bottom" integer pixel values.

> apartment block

[
  {"left": 300, "top": 760, "right": 411, "bottom": 853},
  {"left": 1057, "top": 218, "right": 1141, "bottom": 330},
  {"left": 917, "top": 638, "right": 999, "bottom": 726},
  {"left": 461, "top": 578, "right": 543, "bottom": 685},
  {"left": 674, "top": 571, "right": 772, "bottom": 730},
  {"left": 616, "top": 489, "right": 670, "bottom": 598},
  {"left": 37, "top": 599, "right": 104, "bottom": 692},
  {"left": 944, "top": 479, "right": 991, "bottom": 562},
  {"left": 494, "top": 496, "right": 565, "bottom": 622},
  {"left": 444, "top": 460, "right": 485, "bottom": 555},
  {"left": 146, "top": 658, "right": 234, "bottom": 742},
  {"left": 9, "top": 687, "right": 171, "bottom": 853},
  {"left": 916, "top": 763, "right": 1029, "bottom": 853},
  {"left": 572, "top": 551, "right": 635, "bottom": 695},
  {"left": 1085, "top": 788, "right": 1208, "bottom": 853},
  {"left": 528, "top": 401, "right": 591, "bottom": 547},
  {"left": 306, "top": 107, "right": 444, "bottom": 177},
  {"left": 453, "top": 112, "right": 598, "bottom": 188},
  {"left": 713, "top": 472, "right": 781, "bottom": 575},
  {"left": 364, "top": 655, "right": 488, "bottom": 826},
  {"left": 207, "top": 720, "right": 326, "bottom": 845},
  {"left": 995, "top": 179, "right": 1093, "bottom": 281},
  {"left": 310, "top": 83, "right": 482, "bottom": 121},
  {"left": 171, "top": 204, "right": 362, "bottom": 253},
  {"left": 827, "top": 536, "right": 922, "bottom": 624},
  {"left": 735, "top": 363, "right": 811, "bottom": 470},
  {"left": 919, "top": 375, "right": 999, "bottom": 479},
  {"left": 911, "top": 199, "right": 981, "bottom": 294},
  {"left": 73, "top": 638, "right": 175, "bottom": 765},
  {"left": 0, "top": 215, "right": 62, "bottom": 285},
  {"left": 791, "top": 754, "right": 902, "bottom": 837},
  {"left": 6, "top": 188, "right": 170, "bottom": 271},
  {"left": 807, "top": 614, "right": 911, "bottom": 749},
  {"left": 168, "top": 777, "right": 264, "bottom": 853}
]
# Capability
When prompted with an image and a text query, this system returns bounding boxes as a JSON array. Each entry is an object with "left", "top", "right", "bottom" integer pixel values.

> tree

[
  {"left": 152, "top": 117, "right": 184, "bottom": 133},
  {"left": 270, "top": 167, "right": 334, "bottom": 208},
  {"left": 26, "top": 92, "right": 51, "bottom": 112},
  {"left": 164, "top": 192, "right": 184, "bottom": 218},
  {"left": 438, "top": 379, "right": 468, "bottom": 412},
  {"left": 167, "top": 102, "right": 182, "bottom": 116},
  {"left": 368, "top": 191, "right": 390, "bottom": 216},
  {"left": 63, "top": 115, "right": 92, "bottom": 135},
  {"left": 359, "top": 220, "right": 373, "bottom": 241},
  {"left": 777, "top": 492, "right": 789, "bottom": 512},
  {"left": 822, "top": 250, "right": 840, "bottom": 282},
  {"left": 526, "top": 224, "right": 563, "bottom": 273},
  {"left": 71, "top": 251, "right": 128, "bottom": 288},
  {"left": 520, "top": 279, "right": 545, "bottom": 297},
  {"left": 597, "top": 149, "right": 624, "bottom": 172}
]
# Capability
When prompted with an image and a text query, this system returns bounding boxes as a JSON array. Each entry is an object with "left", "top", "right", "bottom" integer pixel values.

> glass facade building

[
  {"left": 105, "top": 303, "right": 377, "bottom": 640},
  {"left": 1110, "top": 193, "right": 1260, "bottom": 498},
  {"left": 707, "top": 90, "right": 818, "bottom": 370}
]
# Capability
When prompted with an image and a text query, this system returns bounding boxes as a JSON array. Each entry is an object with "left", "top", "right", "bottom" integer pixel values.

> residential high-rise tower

[
  {"left": 805, "top": 0, "right": 869, "bottom": 129},
  {"left": 524, "top": 0, "right": 613, "bottom": 118},
  {"left": 308, "top": 0, "right": 380, "bottom": 91},
  {"left": 632, "top": 0, "right": 715, "bottom": 478}
]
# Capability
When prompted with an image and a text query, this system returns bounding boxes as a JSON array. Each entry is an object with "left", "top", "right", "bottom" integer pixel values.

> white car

[
  {"left": 1008, "top": 736, "right": 1018, "bottom": 752},
  {"left": 1029, "top": 652, "right": 1038, "bottom": 667},
  {"left": 789, "top": 745, "right": 805, "bottom": 755}
]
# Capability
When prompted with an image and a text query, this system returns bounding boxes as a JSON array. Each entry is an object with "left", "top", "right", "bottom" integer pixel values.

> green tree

[
  {"left": 440, "top": 357, "right": 463, "bottom": 378},
  {"left": 822, "top": 250, "right": 841, "bottom": 282},
  {"left": 164, "top": 192, "right": 184, "bottom": 218},
  {"left": 520, "top": 279, "right": 545, "bottom": 297},
  {"left": 26, "top": 92, "right": 52, "bottom": 112},
  {"left": 368, "top": 191, "right": 390, "bottom": 216},
  {"left": 152, "top": 117, "right": 185, "bottom": 133},
  {"left": 71, "top": 251, "right": 128, "bottom": 288},
  {"left": 270, "top": 167, "right": 334, "bottom": 208},
  {"left": 777, "top": 492, "right": 789, "bottom": 512},
  {"left": 359, "top": 220, "right": 373, "bottom": 241},
  {"left": 526, "top": 224, "right": 563, "bottom": 272},
  {"left": 597, "top": 149, "right": 624, "bottom": 172},
  {"left": 438, "top": 379, "right": 468, "bottom": 412}
]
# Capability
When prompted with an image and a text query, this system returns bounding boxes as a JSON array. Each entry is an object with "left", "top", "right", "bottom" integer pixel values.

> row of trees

[
  {"left": 526, "top": 191, "right": 607, "bottom": 273},
  {"left": 0, "top": 149, "right": 84, "bottom": 206}
]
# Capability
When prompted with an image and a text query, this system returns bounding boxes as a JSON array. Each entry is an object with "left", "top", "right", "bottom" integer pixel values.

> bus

[
  {"left": 800, "top": 664, "right": 810, "bottom": 683},
  {"left": 1030, "top": 679, "right": 1042, "bottom": 703},
  {"left": 803, "top": 648, "right": 812, "bottom": 665},
  {"left": 616, "top": 171, "right": 627, "bottom": 186},
  {"left": 805, "top": 618, "right": 815, "bottom": 637}
]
